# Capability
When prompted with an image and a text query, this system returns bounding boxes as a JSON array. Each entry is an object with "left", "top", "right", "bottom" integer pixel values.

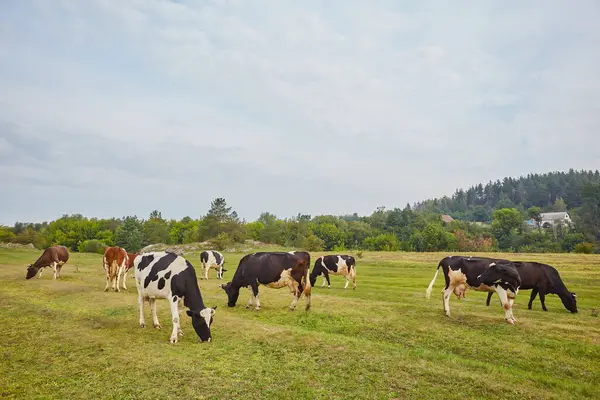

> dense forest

[{"left": 1, "top": 169, "right": 599, "bottom": 254}]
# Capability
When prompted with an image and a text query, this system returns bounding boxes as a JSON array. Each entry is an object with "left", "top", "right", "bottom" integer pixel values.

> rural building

[{"left": 527, "top": 211, "right": 572, "bottom": 229}]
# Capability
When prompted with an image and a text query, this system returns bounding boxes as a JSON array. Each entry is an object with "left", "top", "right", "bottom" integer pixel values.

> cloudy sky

[{"left": 1, "top": 1, "right": 599, "bottom": 224}]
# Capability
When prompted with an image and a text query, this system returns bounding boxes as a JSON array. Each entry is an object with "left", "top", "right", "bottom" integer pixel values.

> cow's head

[
  {"left": 561, "top": 292, "right": 578, "bottom": 313},
  {"left": 220, "top": 282, "right": 239, "bottom": 307},
  {"left": 309, "top": 274, "right": 317, "bottom": 287},
  {"left": 478, "top": 262, "right": 521, "bottom": 292},
  {"left": 25, "top": 264, "right": 40, "bottom": 279},
  {"left": 186, "top": 306, "right": 217, "bottom": 342}
]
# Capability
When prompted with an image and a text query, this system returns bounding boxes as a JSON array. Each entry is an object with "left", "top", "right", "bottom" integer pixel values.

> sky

[{"left": 1, "top": 0, "right": 599, "bottom": 225}]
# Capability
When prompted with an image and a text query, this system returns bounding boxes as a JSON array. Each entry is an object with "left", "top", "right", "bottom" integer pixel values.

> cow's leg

[
  {"left": 138, "top": 293, "right": 146, "bottom": 328},
  {"left": 116, "top": 266, "right": 123, "bottom": 292},
  {"left": 104, "top": 272, "right": 111, "bottom": 292},
  {"left": 250, "top": 282, "right": 260, "bottom": 311},
  {"left": 56, "top": 265, "right": 61, "bottom": 279},
  {"left": 149, "top": 298, "right": 161, "bottom": 329},
  {"left": 539, "top": 291, "right": 548, "bottom": 312},
  {"left": 486, "top": 291, "right": 493, "bottom": 306},
  {"left": 37, "top": 267, "right": 44, "bottom": 279},
  {"left": 528, "top": 289, "right": 538, "bottom": 310},
  {"left": 51, "top": 262, "right": 58, "bottom": 280},
  {"left": 344, "top": 274, "right": 351, "bottom": 290},
  {"left": 508, "top": 289, "right": 518, "bottom": 322},
  {"left": 322, "top": 270, "right": 331, "bottom": 288},
  {"left": 245, "top": 287, "right": 255, "bottom": 309},
  {"left": 288, "top": 281, "right": 301, "bottom": 311},
  {"left": 494, "top": 286, "right": 516, "bottom": 324},
  {"left": 122, "top": 269, "right": 128, "bottom": 290},
  {"left": 200, "top": 263, "right": 205, "bottom": 280},
  {"left": 169, "top": 296, "right": 181, "bottom": 343},
  {"left": 442, "top": 285, "right": 453, "bottom": 316},
  {"left": 218, "top": 266, "right": 223, "bottom": 279},
  {"left": 351, "top": 267, "right": 356, "bottom": 290}
]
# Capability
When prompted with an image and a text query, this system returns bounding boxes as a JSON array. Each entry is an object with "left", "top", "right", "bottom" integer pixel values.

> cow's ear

[{"left": 211, "top": 306, "right": 217, "bottom": 313}]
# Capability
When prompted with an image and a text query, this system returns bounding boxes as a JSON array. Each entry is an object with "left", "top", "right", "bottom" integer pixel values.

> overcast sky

[{"left": 1, "top": 1, "right": 599, "bottom": 225}]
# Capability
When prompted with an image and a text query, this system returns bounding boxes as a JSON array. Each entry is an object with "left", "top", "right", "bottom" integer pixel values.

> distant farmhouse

[{"left": 526, "top": 211, "right": 573, "bottom": 229}]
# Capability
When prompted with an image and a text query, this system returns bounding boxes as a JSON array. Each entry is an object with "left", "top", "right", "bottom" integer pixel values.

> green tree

[
  {"left": 491, "top": 208, "right": 523, "bottom": 248},
  {"left": 115, "top": 216, "right": 146, "bottom": 252},
  {"left": 313, "top": 223, "right": 345, "bottom": 250},
  {"left": 527, "top": 206, "right": 542, "bottom": 234},
  {"left": 245, "top": 221, "right": 265, "bottom": 241}
]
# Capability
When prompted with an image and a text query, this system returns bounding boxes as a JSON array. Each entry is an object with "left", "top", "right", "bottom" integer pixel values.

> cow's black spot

[
  {"left": 164, "top": 271, "right": 171, "bottom": 279},
  {"left": 144, "top": 253, "right": 178, "bottom": 288},
  {"left": 158, "top": 278, "right": 166, "bottom": 290},
  {"left": 213, "top": 251, "right": 222, "bottom": 265},
  {"left": 137, "top": 255, "right": 155, "bottom": 271}
]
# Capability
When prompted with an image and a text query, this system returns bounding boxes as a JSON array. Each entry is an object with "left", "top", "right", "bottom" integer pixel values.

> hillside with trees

[{"left": 1, "top": 170, "right": 599, "bottom": 254}]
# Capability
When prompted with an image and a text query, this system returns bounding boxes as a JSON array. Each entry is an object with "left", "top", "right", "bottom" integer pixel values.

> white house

[{"left": 527, "top": 211, "right": 573, "bottom": 229}]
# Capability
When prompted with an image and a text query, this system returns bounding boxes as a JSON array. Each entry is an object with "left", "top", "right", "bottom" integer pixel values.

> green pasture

[{"left": 0, "top": 248, "right": 599, "bottom": 399}]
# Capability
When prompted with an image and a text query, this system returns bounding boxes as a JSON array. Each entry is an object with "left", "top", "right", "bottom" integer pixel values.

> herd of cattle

[{"left": 23, "top": 244, "right": 578, "bottom": 343}]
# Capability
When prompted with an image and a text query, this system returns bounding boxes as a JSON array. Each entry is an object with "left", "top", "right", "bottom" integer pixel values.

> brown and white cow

[
  {"left": 25, "top": 245, "right": 70, "bottom": 280},
  {"left": 103, "top": 246, "right": 128, "bottom": 292}
]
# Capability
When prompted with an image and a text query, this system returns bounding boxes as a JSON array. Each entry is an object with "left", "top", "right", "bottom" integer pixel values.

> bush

[
  {"left": 78, "top": 239, "right": 107, "bottom": 254},
  {"left": 574, "top": 242, "right": 596, "bottom": 254},
  {"left": 210, "top": 232, "right": 232, "bottom": 251},
  {"left": 301, "top": 234, "right": 324, "bottom": 251}
]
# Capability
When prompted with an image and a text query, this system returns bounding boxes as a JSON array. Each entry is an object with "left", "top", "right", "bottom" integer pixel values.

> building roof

[
  {"left": 541, "top": 212, "right": 569, "bottom": 221},
  {"left": 441, "top": 214, "right": 455, "bottom": 223}
]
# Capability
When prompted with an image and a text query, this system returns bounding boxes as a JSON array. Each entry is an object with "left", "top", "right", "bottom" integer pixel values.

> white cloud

[{"left": 0, "top": 0, "right": 599, "bottom": 224}]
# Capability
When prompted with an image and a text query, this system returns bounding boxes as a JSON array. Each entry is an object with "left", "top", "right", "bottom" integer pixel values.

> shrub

[
  {"left": 574, "top": 242, "right": 596, "bottom": 254},
  {"left": 78, "top": 239, "right": 107, "bottom": 254},
  {"left": 210, "top": 232, "right": 232, "bottom": 251},
  {"left": 301, "top": 234, "right": 324, "bottom": 252}
]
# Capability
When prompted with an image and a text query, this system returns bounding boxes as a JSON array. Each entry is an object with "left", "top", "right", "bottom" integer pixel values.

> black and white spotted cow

[
  {"left": 200, "top": 250, "right": 226, "bottom": 280},
  {"left": 309, "top": 255, "right": 356, "bottom": 289},
  {"left": 134, "top": 251, "right": 217, "bottom": 343},
  {"left": 220, "top": 251, "right": 312, "bottom": 312},
  {"left": 425, "top": 255, "right": 521, "bottom": 324}
]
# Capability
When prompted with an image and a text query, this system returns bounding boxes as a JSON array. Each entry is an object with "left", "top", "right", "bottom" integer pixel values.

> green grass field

[{"left": 1, "top": 248, "right": 599, "bottom": 399}]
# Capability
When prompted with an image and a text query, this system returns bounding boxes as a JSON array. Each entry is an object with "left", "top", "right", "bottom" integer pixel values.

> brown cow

[
  {"left": 118, "top": 252, "right": 139, "bottom": 290},
  {"left": 25, "top": 245, "right": 70, "bottom": 280},
  {"left": 103, "top": 246, "right": 128, "bottom": 292}
]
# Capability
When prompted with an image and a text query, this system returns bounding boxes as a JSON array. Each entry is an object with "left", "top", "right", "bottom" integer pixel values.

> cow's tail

[
  {"left": 425, "top": 263, "right": 442, "bottom": 300},
  {"left": 109, "top": 259, "right": 119, "bottom": 278},
  {"left": 303, "top": 263, "right": 312, "bottom": 297}
]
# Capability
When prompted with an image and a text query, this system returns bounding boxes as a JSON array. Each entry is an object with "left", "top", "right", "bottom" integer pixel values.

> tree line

[{"left": 1, "top": 170, "right": 599, "bottom": 254}]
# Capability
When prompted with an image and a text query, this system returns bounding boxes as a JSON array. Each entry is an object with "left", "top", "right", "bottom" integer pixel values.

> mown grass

[{"left": 0, "top": 248, "right": 599, "bottom": 399}]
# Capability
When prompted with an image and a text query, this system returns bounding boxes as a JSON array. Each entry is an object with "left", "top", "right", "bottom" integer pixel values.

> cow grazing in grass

[
  {"left": 135, "top": 251, "right": 216, "bottom": 343},
  {"left": 485, "top": 261, "right": 577, "bottom": 313},
  {"left": 103, "top": 246, "right": 128, "bottom": 292},
  {"left": 220, "top": 251, "right": 312, "bottom": 312},
  {"left": 200, "top": 250, "right": 226, "bottom": 280},
  {"left": 425, "top": 255, "right": 521, "bottom": 324},
  {"left": 25, "top": 245, "right": 70, "bottom": 280},
  {"left": 309, "top": 255, "right": 357, "bottom": 289}
]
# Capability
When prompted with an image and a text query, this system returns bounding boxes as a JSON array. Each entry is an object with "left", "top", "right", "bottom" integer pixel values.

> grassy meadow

[{"left": 0, "top": 248, "right": 599, "bottom": 399}]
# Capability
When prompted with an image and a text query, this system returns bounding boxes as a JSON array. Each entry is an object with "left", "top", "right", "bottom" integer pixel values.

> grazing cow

[
  {"left": 134, "top": 251, "right": 217, "bottom": 343},
  {"left": 309, "top": 255, "right": 357, "bottom": 289},
  {"left": 103, "top": 246, "right": 128, "bottom": 292},
  {"left": 25, "top": 245, "right": 70, "bottom": 280},
  {"left": 485, "top": 261, "right": 578, "bottom": 313},
  {"left": 200, "top": 250, "right": 227, "bottom": 280},
  {"left": 425, "top": 255, "right": 521, "bottom": 323},
  {"left": 220, "top": 251, "right": 312, "bottom": 312},
  {"left": 477, "top": 261, "right": 522, "bottom": 324}
]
